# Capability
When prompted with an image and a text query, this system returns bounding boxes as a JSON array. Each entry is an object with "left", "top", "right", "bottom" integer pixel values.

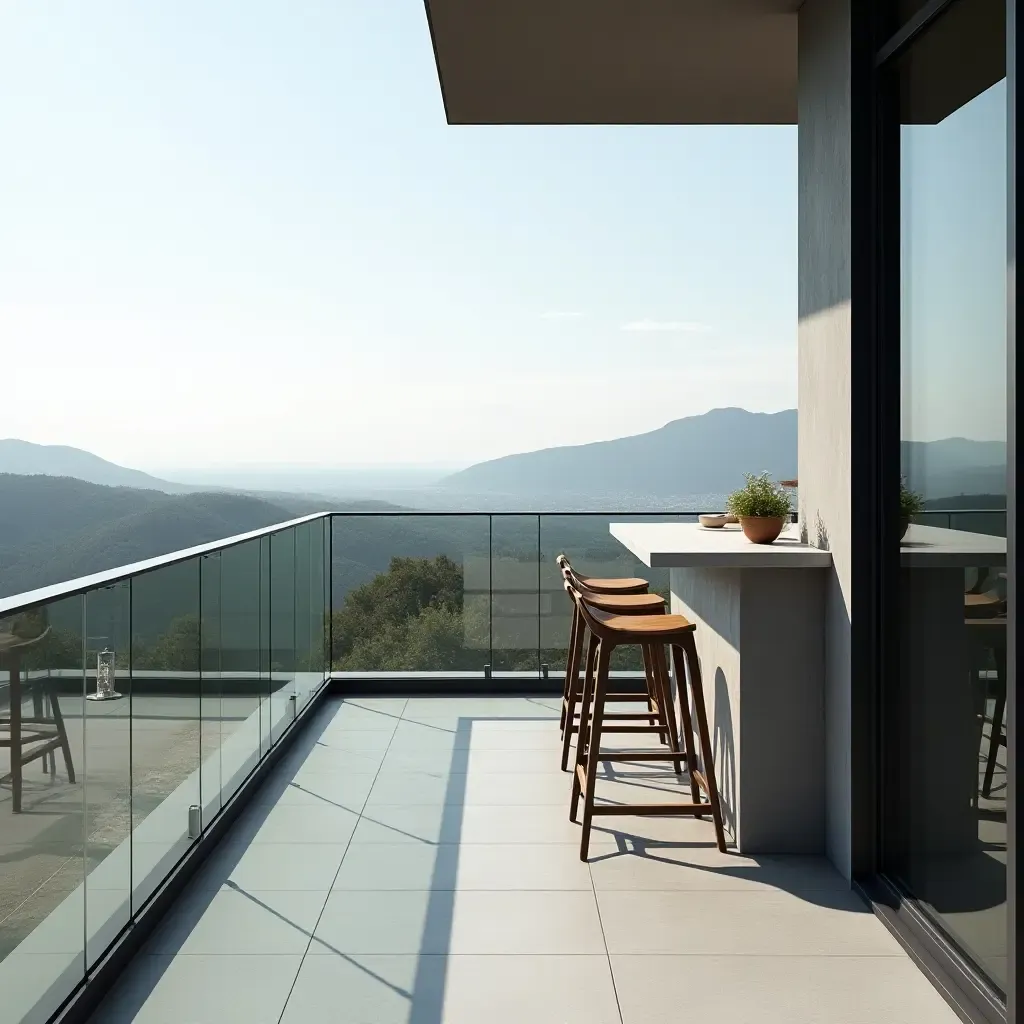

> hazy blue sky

[
  {"left": 3, "top": 2, "right": 798, "bottom": 470},
  {"left": 901, "top": 78, "right": 1007, "bottom": 449}
]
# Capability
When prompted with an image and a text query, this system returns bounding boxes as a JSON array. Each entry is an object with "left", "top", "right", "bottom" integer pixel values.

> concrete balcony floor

[{"left": 87, "top": 696, "right": 959, "bottom": 1024}]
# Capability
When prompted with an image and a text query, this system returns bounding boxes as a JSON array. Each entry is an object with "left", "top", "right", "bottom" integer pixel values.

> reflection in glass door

[{"left": 883, "top": 0, "right": 1010, "bottom": 997}]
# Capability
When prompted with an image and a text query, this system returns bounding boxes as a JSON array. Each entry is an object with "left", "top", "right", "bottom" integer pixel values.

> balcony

[{"left": 0, "top": 510, "right": 1002, "bottom": 1023}]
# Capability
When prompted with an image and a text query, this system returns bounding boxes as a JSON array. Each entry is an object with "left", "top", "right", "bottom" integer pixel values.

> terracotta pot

[{"left": 738, "top": 516, "right": 786, "bottom": 545}]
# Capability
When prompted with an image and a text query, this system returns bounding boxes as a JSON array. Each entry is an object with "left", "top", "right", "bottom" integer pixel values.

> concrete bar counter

[{"left": 610, "top": 521, "right": 832, "bottom": 853}]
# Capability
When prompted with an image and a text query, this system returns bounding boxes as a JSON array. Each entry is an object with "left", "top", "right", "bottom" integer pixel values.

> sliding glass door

[{"left": 876, "top": 0, "right": 1012, "bottom": 1013}]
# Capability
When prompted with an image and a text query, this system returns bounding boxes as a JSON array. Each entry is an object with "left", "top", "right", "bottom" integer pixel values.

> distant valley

[{"left": 0, "top": 409, "right": 1008, "bottom": 601}]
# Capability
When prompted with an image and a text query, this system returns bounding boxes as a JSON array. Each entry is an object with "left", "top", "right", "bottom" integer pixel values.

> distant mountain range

[
  {"left": 444, "top": 408, "right": 797, "bottom": 498},
  {"left": 0, "top": 439, "right": 200, "bottom": 494},
  {"left": 443, "top": 407, "right": 1007, "bottom": 503}
]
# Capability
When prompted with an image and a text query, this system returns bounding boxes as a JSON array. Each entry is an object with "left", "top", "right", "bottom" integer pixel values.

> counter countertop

[
  {"left": 609, "top": 522, "right": 833, "bottom": 569},
  {"left": 901, "top": 524, "right": 1006, "bottom": 568},
  {"left": 609, "top": 521, "right": 1007, "bottom": 571}
]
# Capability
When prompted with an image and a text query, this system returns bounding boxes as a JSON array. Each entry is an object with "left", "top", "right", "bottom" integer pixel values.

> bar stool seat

[
  {"left": 576, "top": 576, "right": 649, "bottom": 594},
  {"left": 554, "top": 554, "right": 648, "bottom": 595},
  {"left": 582, "top": 593, "right": 665, "bottom": 613},
  {"left": 588, "top": 610, "right": 695, "bottom": 635}
]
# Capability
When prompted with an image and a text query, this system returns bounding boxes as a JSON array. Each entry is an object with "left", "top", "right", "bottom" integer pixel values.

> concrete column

[{"left": 797, "top": 0, "right": 854, "bottom": 880}]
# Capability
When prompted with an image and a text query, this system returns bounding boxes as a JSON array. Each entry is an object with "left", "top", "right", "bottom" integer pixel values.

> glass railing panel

[
  {"left": 269, "top": 528, "right": 296, "bottom": 744},
  {"left": 539, "top": 513, "right": 691, "bottom": 675},
  {"left": 200, "top": 552, "right": 223, "bottom": 822},
  {"left": 0, "top": 593, "right": 85, "bottom": 1022},
  {"left": 330, "top": 514, "right": 491, "bottom": 674},
  {"left": 83, "top": 581, "right": 131, "bottom": 967},
  {"left": 293, "top": 522, "right": 316, "bottom": 710},
  {"left": 308, "top": 517, "right": 328, "bottom": 689},
  {"left": 129, "top": 557, "right": 201, "bottom": 909},
  {"left": 490, "top": 515, "right": 541, "bottom": 675},
  {"left": 218, "top": 537, "right": 263, "bottom": 798},
  {"left": 259, "top": 534, "right": 272, "bottom": 758}
]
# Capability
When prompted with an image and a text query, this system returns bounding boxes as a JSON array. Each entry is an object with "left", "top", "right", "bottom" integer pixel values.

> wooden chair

[
  {"left": 966, "top": 616, "right": 1007, "bottom": 799},
  {"left": 0, "top": 620, "right": 76, "bottom": 813},
  {"left": 558, "top": 565, "right": 678, "bottom": 772},
  {"left": 566, "top": 581, "right": 727, "bottom": 860}
]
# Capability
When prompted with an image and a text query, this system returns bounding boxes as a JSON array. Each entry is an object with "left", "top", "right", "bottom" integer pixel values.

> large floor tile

[
  {"left": 311, "top": 890, "right": 606, "bottom": 954},
  {"left": 349, "top": 804, "right": 462, "bottom": 844},
  {"left": 146, "top": 888, "right": 328, "bottom": 955},
  {"left": 586, "top": 812, "right": 731, "bottom": 847},
  {"left": 441, "top": 954, "right": 620, "bottom": 1023},
  {"left": 611, "top": 954, "right": 962, "bottom": 1024},
  {"left": 193, "top": 842, "right": 348, "bottom": 891},
  {"left": 455, "top": 804, "right": 588, "bottom": 843},
  {"left": 279, "top": 746, "right": 385, "bottom": 776},
  {"left": 447, "top": 890, "right": 606, "bottom": 954},
  {"left": 234, "top": 803, "right": 359, "bottom": 845},
  {"left": 363, "top": 771, "right": 467, "bottom": 807},
  {"left": 279, "top": 953, "right": 445, "bottom": 1023},
  {"left": 319, "top": 701, "right": 406, "bottom": 729},
  {"left": 332, "top": 843, "right": 449, "bottom": 890},
  {"left": 350, "top": 802, "right": 586, "bottom": 844},
  {"left": 250, "top": 771, "right": 377, "bottom": 808},
  {"left": 589, "top": 845, "right": 847, "bottom": 892},
  {"left": 279, "top": 953, "right": 621, "bottom": 1024},
  {"left": 332, "top": 842, "right": 593, "bottom": 890},
  {"left": 402, "top": 698, "right": 561, "bottom": 719},
  {"left": 391, "top": 720, "right": 563, "bottom": 751},
  {"left": 92, "top": 954, "right": 302, "bottom": 1024},
  {"left": 597, "top": 889, "right": 906, "bottom": 956},
  {"left": 310, "top": 890, "right": 445, "bottom": 954}
]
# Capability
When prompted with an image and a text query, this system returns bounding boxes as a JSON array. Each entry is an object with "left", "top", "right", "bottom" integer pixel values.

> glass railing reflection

[{"left": 0, "top": 514, "right": 331, "bottom": 1024}]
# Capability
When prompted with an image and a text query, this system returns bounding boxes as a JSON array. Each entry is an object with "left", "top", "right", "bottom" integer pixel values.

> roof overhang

[{"left": 423, "top": 0, "right": 799, "bottom": 125}]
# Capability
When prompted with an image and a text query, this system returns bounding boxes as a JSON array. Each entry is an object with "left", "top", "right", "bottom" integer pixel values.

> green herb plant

[
  {"left": 900, "top": 480, "right": 924, "bottom": 519},
  {"left": 726, "top": 472, "right": 792, "bottom": 519}
]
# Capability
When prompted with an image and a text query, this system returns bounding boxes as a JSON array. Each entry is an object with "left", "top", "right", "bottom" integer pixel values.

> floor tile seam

[
  {"left": 272, "top": 701, "right": 406, "bottom": 1024},
  {"left": 606, "top": 951, "right": 913, "bottom": 957},
  {"left": 589, "top": 842, "right": 626, "bottom": 1024}
]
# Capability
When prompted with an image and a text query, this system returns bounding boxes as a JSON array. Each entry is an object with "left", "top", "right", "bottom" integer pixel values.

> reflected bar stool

[
  {"left": 0, "top": 625, "right": 76, "bottom": 813},
  {"left": 558, "top": 567, "right": 679, "bottom": 773},
  {"left": 566, "top": 582, "right": 727, "bottom": 860}
]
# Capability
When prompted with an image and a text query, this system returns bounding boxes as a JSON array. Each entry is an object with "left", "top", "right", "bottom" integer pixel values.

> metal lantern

[{"left": 87, "top": 647, "right": 123, "bottom": 701}]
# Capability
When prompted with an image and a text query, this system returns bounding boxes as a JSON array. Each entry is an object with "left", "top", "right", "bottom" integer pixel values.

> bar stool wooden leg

[
  {"left": 579, "top": 641, "right": 612, "bottom": 861},
  {"left": 640, "top": 644, "right": 663, "bottom": 741},
  {"left": 650, "top": 643, "right": 685, "bottom": 775},
  {"left": 569, "top": 639, "right": 599, "bottom": 821},
  {"left": 672, "top": 638, "right": 726, "bottom": 852},
  {"left": 564, "top": 632, "right": 599, "bottom": 773},
  {"left": 560, "top": 606, "right": 582, "bottom": 736},
  {"left": 668, "top": 645, "right": 702, "bottom": 813}
]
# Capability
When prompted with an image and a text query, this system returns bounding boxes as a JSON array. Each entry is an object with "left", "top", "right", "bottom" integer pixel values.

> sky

[
  {"left": 1, "top": 2, "right": 800, "bottom": 471},
  {"left": 901, "top": 78, "right": 1007, "bottom": 448}
]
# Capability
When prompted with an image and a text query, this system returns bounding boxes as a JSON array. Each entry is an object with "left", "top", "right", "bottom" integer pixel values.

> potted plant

[
  {"left": 726, "top": 472, "right": 792, "bottom": 544},
  {"left": 900, "top": 480, "right": 923, "bottom": 540}
]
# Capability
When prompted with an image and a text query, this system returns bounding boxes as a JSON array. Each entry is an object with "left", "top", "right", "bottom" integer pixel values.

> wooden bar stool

[
  {"left": 566, "top": 582, "right": 727, "bottom": 860},
  {"left": 558, "top": 569, "right": 681, "bottom": 772},
  {"left": 556, "top": 554, "right": 657, "bottom": 737}
]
